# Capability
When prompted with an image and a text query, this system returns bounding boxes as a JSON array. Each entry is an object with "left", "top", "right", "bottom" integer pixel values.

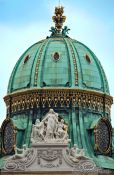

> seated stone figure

[
  {"left": 56, "top": 119, "right": 68, "bottom": 141},
  {"left": 7, "top": 144, "right": 29, "bottom": 160},
  {"left": 31, "top": 119, "right": 44, "bottom": 143},
  {"left": 68, "top": 144, "right": 86, "bottom": 163}
]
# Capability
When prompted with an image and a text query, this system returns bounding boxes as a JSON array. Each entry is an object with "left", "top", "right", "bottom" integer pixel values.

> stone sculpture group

[{"left": 31, "top": 109, "right": 69, "bottom": 143}]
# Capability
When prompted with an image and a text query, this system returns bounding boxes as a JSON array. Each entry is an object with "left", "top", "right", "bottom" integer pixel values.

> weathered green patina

[{"left": 7, "top": 35, "right": 109, "bottom": 94}]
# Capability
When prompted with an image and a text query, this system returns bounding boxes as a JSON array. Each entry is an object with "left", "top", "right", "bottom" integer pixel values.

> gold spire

[{"left": 52, "top": 6, "right": 66, "bottom": 32}]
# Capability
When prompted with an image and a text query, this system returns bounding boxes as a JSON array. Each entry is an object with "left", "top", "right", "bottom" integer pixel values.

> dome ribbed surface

[{"left": 7, "top": 36, "right": 109, "bottom": 94}]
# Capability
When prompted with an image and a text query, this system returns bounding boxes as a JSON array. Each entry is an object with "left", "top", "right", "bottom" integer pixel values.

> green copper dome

[
  {"left": 7, "top": 36, "right": 109, "bottom": 94},
  {"left": 1, "top": 7, "right": 114, "bottom": 173}
]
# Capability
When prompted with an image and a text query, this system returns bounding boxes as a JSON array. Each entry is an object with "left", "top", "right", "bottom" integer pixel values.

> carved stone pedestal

[{"left": 1, "top": 143, "right": 100, "bottom": 175}]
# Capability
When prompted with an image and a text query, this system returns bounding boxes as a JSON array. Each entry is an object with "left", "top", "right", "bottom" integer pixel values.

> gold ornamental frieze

[{"left": 4, "top": 89, "right": 113, "bottom": 115}]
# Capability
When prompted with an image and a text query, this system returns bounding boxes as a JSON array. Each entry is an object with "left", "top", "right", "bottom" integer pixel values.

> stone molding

[{"left": 2, "top": 143, "right": 97, "bottom": 173}]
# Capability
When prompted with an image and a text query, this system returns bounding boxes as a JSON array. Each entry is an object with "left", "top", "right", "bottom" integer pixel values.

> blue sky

[{"left": 0, "top": 0, "right": 114, "bottom": 126}]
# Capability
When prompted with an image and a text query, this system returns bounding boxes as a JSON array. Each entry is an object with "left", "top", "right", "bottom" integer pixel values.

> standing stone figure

[{"left": 44, "top": 109, "right": 58, "bottom": 140}]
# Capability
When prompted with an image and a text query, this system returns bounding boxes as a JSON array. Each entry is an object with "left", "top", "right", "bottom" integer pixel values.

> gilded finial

[{"left": 52, "top": 6, "right": 66, "bottom": 32}]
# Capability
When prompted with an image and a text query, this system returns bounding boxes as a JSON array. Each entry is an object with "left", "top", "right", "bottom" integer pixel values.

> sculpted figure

[
  {"left": 57, "top": 119, "right": 64, "bottom": 133},
  {"left": 56, "top": 119, "right": 68, "bottom": 141},
  {"left": 7, "top": 144, "right": 29, "bottom": 160},
  {"left": 49, "top": 27, "right": 57, "bottom": 36},
  {"left": 31, "top": 119, "right": 44, "bottom": 143},
  {"left": 69, "top": 145, "right": 79, "bottom": 163},
  {"left": 62, "top": 26, "right": 70, "bottom": 36},
  {"left": 44, "top": 109, "right": 58, "bottom": 140},
  {"left": 68, "top": 144, "right": 86, "bottom": 163}
]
